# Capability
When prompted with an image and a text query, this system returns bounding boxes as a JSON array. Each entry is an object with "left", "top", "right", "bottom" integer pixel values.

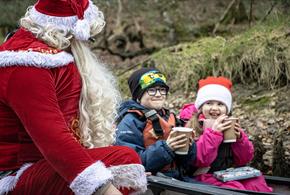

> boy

[{"left": 116, "top": 67, "right": 197, "bottom": 180}]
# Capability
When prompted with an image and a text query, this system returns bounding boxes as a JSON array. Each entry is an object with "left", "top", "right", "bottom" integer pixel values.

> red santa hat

[
  {"left": 195, "top": 76, "right": 233, "bottom": 113},
  {"left": 28, "top": 0, "right": 105, "bottom": 41}
]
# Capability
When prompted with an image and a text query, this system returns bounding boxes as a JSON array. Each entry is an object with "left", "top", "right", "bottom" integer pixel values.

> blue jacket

[{"left": 115, "top": 100, "right": 197, "bottom": 178}]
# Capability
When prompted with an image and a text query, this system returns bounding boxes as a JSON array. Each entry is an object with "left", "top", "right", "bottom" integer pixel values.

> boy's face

[
  {"left": 140, "top": 86, "right": 167, "bottom": 110},
  {"left": 201, "top": 100, "right": 227, "bottom": 119}
]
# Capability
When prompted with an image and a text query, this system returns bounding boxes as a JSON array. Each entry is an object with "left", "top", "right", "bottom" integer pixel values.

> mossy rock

[
  {"left": 241, "top": 96, "right": 271, "bottom": 111},
  {"left": 117, "top": 17, "right": 290, "bottom": 97},
  {"left": 250, "top": 135, "right": 270, "bottom": 174}
]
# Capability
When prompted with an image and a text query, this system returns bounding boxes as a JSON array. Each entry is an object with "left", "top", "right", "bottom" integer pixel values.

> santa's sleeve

[{"left": 6, "top": 67, "right": 112, "bottom": 195}]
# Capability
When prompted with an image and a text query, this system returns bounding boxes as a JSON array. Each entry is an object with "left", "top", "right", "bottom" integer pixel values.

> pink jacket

[
  {"left": 195, "top": 127, "right": 254, "bottom": 167},
  {"left": 180, "top": 103, "right": 254, "bottom": 166},
  {"left": 179, "top": 103, "right": 197, "bottom": 121},
  {"left": 194, "top": 127, "right": 272, "bottom": 192}
]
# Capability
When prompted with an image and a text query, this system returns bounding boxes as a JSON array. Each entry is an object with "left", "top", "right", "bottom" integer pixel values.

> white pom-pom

[{"left": 73, "top": 19, "right": 91, "bottom": 41}]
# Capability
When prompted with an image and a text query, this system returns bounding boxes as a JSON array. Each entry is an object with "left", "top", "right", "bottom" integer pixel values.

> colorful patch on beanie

[{"left": 139, "top": 70, "right": 167, "bottom": 89}]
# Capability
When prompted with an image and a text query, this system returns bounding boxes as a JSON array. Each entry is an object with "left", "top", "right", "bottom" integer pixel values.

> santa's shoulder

[{"left": 0, "top": 28, "right": 73, "bottom": 69}]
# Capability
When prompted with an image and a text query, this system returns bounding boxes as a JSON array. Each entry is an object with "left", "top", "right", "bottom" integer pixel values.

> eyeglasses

[
  {"left": 139, "top": 71, "right": 167, "bottom": 89},
  {"left": 146, "top": 87, "right": 168, "bottom": 96}
]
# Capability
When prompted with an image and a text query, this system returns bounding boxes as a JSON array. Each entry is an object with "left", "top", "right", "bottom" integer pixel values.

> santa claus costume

[{"left": 0, "top": 0, "right": 147, "bottom": 194}]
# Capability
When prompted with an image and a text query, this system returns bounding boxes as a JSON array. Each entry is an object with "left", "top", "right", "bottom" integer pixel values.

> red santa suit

[{"left": 0, "top": 26, "right": 146, "bottom": 195}]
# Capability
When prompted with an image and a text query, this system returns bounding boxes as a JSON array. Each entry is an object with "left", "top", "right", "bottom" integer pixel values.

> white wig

[{"left": 19, "top": 8, "right": 121, "bottom": 148}]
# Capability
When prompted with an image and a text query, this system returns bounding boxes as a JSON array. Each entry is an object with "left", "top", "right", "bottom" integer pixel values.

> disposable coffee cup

[
  {"left": 172, "top": 127, "right": 193, "bottom": 155},
  {"left": 223, "top": 118, "right": 238, "bottom": 143}
]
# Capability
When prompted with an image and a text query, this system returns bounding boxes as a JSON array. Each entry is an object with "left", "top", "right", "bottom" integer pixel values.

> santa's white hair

[{"left": 20, "top": 7, "right": 121, "bottom": 148}]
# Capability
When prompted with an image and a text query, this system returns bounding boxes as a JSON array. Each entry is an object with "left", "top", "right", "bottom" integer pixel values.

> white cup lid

[{"left": 172, "top": 127, "right": 193, "bottom": 132}]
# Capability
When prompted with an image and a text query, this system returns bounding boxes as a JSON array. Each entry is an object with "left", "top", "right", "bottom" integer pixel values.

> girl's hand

[
  {"left": 211, "top": 114, "right": 232, "bottom": 132},
  {"left": 203, "top": 119, "right": 215, "bottom": 130},
  {"left": 166, "top": 130, "right": 188, "bottom": 151},
  {"left": 234, "top": 121, "right": 242, "bottom": 139}
]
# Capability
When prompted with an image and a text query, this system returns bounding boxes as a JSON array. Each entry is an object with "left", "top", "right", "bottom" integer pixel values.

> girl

[{"left": 183, "top": 76, "right": 272, "bottom": 192}]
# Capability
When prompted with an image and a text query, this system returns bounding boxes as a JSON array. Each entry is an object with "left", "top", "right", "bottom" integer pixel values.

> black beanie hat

[{"left": 128, "top": 67, "right": 169, "bottom": 100}]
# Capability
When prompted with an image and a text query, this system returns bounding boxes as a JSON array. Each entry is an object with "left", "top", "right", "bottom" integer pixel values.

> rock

[
  {"left": 273, "top": 128, "right": 290, "bottom": 177},
  {"left": 267, "top": 119, "right": 275, "bottom": 125}
]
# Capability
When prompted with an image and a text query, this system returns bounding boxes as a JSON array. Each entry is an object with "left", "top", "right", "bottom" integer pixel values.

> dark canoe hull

[
  {"left": 147, "top": 175, "right": 290, "bottom": 195},
  {"left": 217, "top": 176, "right": 290, "bottom": 195}
]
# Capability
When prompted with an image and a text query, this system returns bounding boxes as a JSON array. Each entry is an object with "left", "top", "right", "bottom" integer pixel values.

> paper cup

[
  {"left": 172, "top": 127, "right": 193, "bottom": 155},
  {"left": 223, "top": 118, "right": 238, "bottom": 143}
]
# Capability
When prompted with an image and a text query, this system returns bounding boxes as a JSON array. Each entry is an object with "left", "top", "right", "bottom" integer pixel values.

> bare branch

[
  {"left": 212, "top": 0, "right": 237, "bottom": 35},
  {"left": 115, "top": 0, "right": 123, "bottom": 28},
  {"left": 260, "top": 1, "right": 277, "bottom": 23},
  {"left": 249, "top": 0, "right": 254, "bottom": 27},
  {"left": 92, "top": 45, "right": 157, "bottom": 60}
]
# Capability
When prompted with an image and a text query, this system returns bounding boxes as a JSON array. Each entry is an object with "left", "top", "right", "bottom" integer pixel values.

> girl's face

[
  {"left": 201, "top": 100, "right": 227, "bottom": 119},
  {"left": 140, "top": 86, "right": 167, "bottom": 110}
]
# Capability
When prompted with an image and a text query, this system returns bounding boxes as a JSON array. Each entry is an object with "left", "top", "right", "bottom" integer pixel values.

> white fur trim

[
  {"left": 195, "top": 84, "right": 232, "bottom": 113},
  {"left": 29, "top": 0, "right": 105, "bottom": 41},
  {"left": 108, "top": 164, "right": 147, "bottom": 195},
  {"left": 0, "top": 50, "right": 74, "bottom": 68},
  {"left": 74, "top": 19, "right": 91, "bottom": 41},
  {"left": 70, "top": 161, "right": 112, "bottom": 195},
  {"left": 0, "top": 163, "right": 33, "bottom": 194}
]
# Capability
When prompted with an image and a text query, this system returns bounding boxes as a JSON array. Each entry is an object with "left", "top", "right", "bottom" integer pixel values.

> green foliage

[
  {"left": 135, "top": 16, "right": 290, "bottom": 94},
  {"left": 220, "top": 17, "right": 290, "bottom": 87},
  {"left": 150, "top": 37, "right": 226, "bottom": 92},
  {"left": 0, "top": 0, "right": 35, "bottom": 28},
  {"left": 242, "top": 96, "right": 271, "bottom": 111}
]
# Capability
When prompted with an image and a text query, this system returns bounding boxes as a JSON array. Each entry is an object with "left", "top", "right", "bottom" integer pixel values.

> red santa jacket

[{"left": 0, "top": 28, "right": 116, "bottom": 194}]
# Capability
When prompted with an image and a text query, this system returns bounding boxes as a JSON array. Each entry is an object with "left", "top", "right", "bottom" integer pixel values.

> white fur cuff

[
  {"left": 0, "top": 163, "right": 33, "bottom": 194},
  {"left": 70, "top": 161, "right": 112, "bottom": 195},
  {"left": 0, "top": 50, "right": 74, "bottom": 68},
  {"left": 109, "top": 164, "right": 147, "bottom": 195}
]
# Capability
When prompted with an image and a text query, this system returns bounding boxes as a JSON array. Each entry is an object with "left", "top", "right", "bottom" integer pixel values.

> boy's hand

[
  {"left": 189, "top": 137, "right": 193, "bottom": 146},
  {"left": 166, "top": 130, "right": 188, "bottom": 151}
]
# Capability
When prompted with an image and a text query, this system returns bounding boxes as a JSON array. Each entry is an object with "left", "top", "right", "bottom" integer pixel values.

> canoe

[{"left": 147, "top": 175, "right": 290, "bottom": 195}]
